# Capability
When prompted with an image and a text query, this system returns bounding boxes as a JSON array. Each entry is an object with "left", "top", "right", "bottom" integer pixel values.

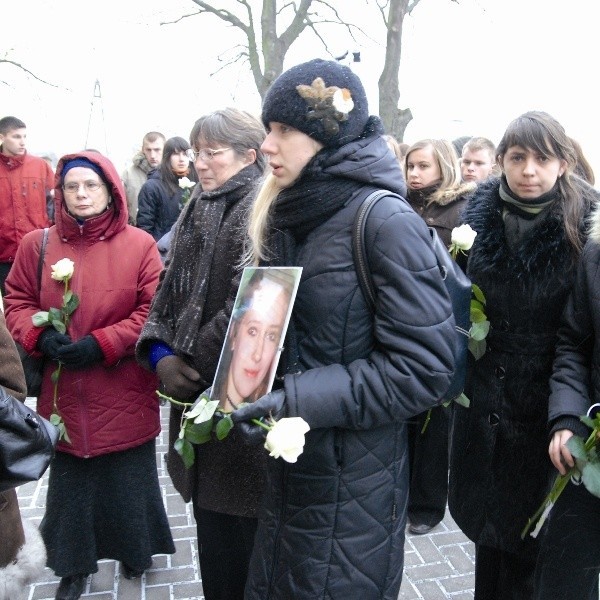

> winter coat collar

[{"left": 0, "top": 151, "right": 26, "bottom": 170}]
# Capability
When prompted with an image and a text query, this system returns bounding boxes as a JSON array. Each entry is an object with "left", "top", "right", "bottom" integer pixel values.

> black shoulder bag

[
  {"left": 0, "top": 385, "right": 59, "bottom": 492},
  {"left": 16, "top": 227, "right": 49, "bottom": 397},
  {"left": 352, "top": 190, "right": 471, "bottom": 403}
]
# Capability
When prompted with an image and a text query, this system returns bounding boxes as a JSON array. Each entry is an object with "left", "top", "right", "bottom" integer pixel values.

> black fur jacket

[{"left": 449, "top": 176, "right": 599, "bottom": 556}]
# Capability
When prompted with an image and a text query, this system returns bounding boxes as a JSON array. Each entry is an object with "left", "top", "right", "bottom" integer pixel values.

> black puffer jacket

[
  {"left": 136, "top": 170, "right": 184, "bottom": 240},
  {"left": 245, "top": 136, "right": 457, "bottom": 599},
  {"left": 449, "top": 177, "right": 598, "bottom": 557}
]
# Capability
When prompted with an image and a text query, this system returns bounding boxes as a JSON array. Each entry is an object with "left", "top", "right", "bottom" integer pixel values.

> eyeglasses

[
  {"left": 186, "top": 148, "right": 231, "bottom": 162},
  {"left": 63, "top": 181, "right": 105, "bottom": 194}
]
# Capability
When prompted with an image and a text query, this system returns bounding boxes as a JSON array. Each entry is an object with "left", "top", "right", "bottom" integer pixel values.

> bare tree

[{"left": 163, "top": 0, "right": 366, "bottom": 100}]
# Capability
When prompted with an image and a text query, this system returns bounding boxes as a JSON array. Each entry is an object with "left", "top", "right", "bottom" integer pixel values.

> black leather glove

[
  {"left": 231, "top": 390, "right": 286, "bottom": 445},
  {"left": 57, "top": 335, "right": 104, "bottom": 369},
  {"left": 156, "top": 355, "right": 202, "bottom": 400},
  {"left": 37, "top": 328, "right": 72, "bottom": 359}
]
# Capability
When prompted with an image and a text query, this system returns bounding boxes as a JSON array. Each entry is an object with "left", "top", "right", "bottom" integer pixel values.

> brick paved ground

[{"left": 16, "top": 402, "right": 474, "bottom": 600}]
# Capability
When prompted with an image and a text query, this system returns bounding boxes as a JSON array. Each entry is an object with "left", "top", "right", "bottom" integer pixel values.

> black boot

[
  {"left": 121, "top": 562, "right": 144, "bottom": 579},
  {"left": 55, "top": 574, "right": 87, "bottom": 600}
]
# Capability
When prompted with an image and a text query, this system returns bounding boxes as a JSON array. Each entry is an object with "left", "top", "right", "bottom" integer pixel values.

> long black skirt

[{"left": 40, "top": 439, "right": 175, "bottom": 577}]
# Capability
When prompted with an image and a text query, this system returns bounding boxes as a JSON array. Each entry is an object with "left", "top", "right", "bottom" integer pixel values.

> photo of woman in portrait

[{"left": 212, "top": 267, "right": 300, "bottom": 411}]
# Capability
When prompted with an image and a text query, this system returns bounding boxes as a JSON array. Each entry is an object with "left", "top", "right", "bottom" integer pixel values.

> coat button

[
  {"left": 489, "top": 412, "right": 500, "bottom": 425},
  {"left": 495, "top": 366, "right": 505, "bottom": 379}
]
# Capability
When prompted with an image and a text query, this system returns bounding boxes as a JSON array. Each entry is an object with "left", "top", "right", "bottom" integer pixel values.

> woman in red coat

[{"left": 4, "top": 151, "right": 174, "bottom": 600}]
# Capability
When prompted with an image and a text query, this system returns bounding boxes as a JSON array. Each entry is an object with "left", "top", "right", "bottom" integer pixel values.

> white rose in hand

[
  {"left": 50, "top": 258, "right": 75, "bottom": 281},
  {"left": 264, "top": 417, "right": 310, "bottom": 463},
  {"left": 450, "top": 224, "right": 477, "bottom": 251},
  {"left": 178, "top": 177, "right": 196, "bottom": 190}
]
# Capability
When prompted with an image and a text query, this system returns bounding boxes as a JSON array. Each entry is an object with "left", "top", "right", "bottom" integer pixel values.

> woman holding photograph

[
  {"left": 136, "top": 108, "right": 266, "bottom": 600},
  {"left": 230, "top": 59, "right": 457, "bottom": 599},
  {"left": 213, "top": 268, "right": 296, "bottom": 410}
]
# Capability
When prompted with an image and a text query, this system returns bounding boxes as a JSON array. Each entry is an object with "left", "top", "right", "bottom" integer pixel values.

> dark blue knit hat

[
  {"left": 262, "top": 58, "right": 369, "bottom": 148},
  {"left": 60, "top": 157, "right": 106, "bottom": 182}
]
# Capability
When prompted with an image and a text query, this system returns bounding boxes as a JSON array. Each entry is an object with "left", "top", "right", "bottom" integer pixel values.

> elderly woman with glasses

[
  {"left": 4, "top": 151, "right": 174, "bottom": 600},
  {"left": 136, "top": 108, "right": 267, "bottom": 600}
]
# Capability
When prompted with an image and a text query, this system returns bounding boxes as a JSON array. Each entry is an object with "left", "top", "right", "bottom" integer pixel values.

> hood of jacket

[
  {"left": 54, "top": 151, "right": 129, "bottom": 241},
  {"left": 320, "top": 117, "right": 407, "bottom": 198}
]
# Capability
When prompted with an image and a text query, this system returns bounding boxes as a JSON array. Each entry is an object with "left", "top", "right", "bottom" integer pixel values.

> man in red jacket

[{"left": 0, "top": 116, "right": 53, "bottom": 294}]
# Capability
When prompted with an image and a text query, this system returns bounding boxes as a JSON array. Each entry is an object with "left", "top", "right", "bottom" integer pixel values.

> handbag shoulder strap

[
  {"left": 37, "top": 228, "right": 49, "bottom": 291},
  {"left": 352, "top": 190, "right": 402, "bottom": 310}
]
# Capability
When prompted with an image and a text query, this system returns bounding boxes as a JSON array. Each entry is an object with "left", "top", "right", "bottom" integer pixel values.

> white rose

[
  {"left": 50, "top": 258, "right": 75, "bottom": 281},
  {"left": 450, "top": 224, "right": 477, "bottom": 251},
  {"left": 178, "top": 177, "right": 196, "bottom": 190},
  {"left": 332, "top": 88, "right": 354, "bottom": 115},
  {"left": 264, "top": 417, "right": 310, "bottom": 463}
]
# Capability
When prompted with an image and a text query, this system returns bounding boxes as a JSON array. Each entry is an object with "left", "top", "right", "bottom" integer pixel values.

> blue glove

[
  {"left": 231, "top": 390, "right": 286, "bottom": 445},
  {"left": 37, "top": 328, "right": 72, "bottom": 359},
  {"left": 57, "top": 335, "right": 104, "bottom": 369}
]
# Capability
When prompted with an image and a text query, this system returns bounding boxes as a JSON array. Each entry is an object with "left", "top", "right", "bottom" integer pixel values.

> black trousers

[
  {"left": 475, "top": 544, "right": 536, "bottom": 600},
  {"left": 193, "top": 505, "right": 257, "bottom": 600},
  {"left": 407, "top": 404, "right": 449, "bottom": 527},
  {"left": 533, "top": 480, "right": 600, "bottom": 600}
]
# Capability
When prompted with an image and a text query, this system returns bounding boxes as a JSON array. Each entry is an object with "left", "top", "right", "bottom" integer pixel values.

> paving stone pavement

[{"left": 16, "top": 401, "right": 474, "bottom": 600}]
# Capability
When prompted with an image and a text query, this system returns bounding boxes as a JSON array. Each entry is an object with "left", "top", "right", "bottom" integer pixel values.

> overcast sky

[{"left": 2, "top": 0, "right": 598, "bottom": 180}]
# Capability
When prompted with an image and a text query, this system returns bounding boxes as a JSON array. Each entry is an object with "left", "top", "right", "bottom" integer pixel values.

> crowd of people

[{"left": 1, "top": 56, "right": 599, "bottom": 600}]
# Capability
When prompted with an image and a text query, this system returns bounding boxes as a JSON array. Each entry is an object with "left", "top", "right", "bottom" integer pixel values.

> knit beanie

[
  {"left": 262, "top": 58, "right": 370, "bottom": 148},
  {"left": 60, "top": 157, "right": 106, "bottom": 183}
]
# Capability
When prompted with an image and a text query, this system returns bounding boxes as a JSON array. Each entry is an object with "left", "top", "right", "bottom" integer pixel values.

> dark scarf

[
  {"left": 155, "top": 163, "right": 261, "bottom": 358},
  {"left": 262, "top": 149, "right": 365, "bottom": 376},
  {"left": 499, "top": 175, "right": 560, "bottom": 250},
  {"left": 265, "top": 149, "right": 364, "bottom": 266}
]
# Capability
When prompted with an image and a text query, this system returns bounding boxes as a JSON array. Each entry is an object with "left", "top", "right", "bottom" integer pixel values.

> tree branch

[{"left": 0, "top": 59, "right": 57, "bottom": 87}]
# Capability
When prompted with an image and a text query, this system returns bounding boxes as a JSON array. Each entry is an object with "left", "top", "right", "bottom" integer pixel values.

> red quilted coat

[{"left": 4, "top": 151, "right": 162, "bottom": 458}]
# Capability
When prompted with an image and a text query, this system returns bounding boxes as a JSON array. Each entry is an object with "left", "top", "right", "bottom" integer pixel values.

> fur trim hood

[
  {"left": 0, "top": 519, "right": 46, "bottom": 600},
  {"left": 432, "top": 181, "right": 477, "bottom": 206}
]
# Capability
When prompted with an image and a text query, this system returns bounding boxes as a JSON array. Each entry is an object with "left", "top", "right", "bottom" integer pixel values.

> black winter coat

[
  {"left": 136, "top": 170, "right": 185, "bottom": 240},
  {"left": 245, "top": 136, "right": 457, "bottom": 599},
  {"left": 449, "top": 177, "right": 598, "bottom": 556},
  {"left": 549, "top": 205, "right": 600, "bottom": 432}
]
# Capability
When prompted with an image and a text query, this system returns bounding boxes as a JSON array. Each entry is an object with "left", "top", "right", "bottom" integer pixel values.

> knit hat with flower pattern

[{"left": 261, "top": 58, "right": 370, "bottom": 148}]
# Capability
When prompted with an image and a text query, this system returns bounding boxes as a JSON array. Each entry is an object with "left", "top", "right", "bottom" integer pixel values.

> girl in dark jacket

[
  {"left": 136, "top": 108, "right": 267, "bottom": 600},
  {"left": 230, "top": 59, "right": 457, "bottom": 600},
  {"left": 404, "top": 138, "right": 475, "bottom": 535},
  {"left": 448, "top": 111, "right": 599, "bottom": 599},
  {"left": 532, "top": 202, "right": 600, "bottom": 599},
  {"left": 136, "top": 136, "right": 199, "bottom": 240}
]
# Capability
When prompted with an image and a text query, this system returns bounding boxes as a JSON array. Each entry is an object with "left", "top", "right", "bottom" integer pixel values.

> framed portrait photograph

[{"left": 210, "top": 266, "right": 302, "bottom": 410}]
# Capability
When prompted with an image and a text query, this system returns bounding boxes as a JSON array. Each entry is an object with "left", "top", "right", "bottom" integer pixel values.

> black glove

[
  {"left": 37, "top": 328, "right": 72, "bottom": 359},
  {"left": 156, "top": 355, "right": 202, "bottom": 400},
  {"left": 57, "top": 335, "right": 104, "bottom": 369},
  {"left": 231, "top": 390, "right": 286, "bottom": 445}
]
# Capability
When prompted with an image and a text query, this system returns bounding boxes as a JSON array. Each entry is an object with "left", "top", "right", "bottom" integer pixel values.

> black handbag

[
  {"left": 352, "top": 189, "right": 472, "bottom": 403},
  {"left": 0, "top": 385, "right": 59, "bottom": 492},
  {"left": 15, "top": 227, "right": 49, "bottom": 397}
]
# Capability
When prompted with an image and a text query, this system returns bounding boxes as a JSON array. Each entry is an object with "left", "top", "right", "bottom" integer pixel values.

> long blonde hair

[{"left": 243, "top": 173, "right": 281, "bottom": 265}]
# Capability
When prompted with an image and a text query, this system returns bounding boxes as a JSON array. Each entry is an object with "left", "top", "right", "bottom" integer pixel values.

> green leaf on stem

[
  {"left": 472, "top": 283, "right": 486, "bottom": 305},
  {"left": 48, "top": 307, "right": 63, "bottom": 322},
  {"left": 216, "top": 414, "right": 233, "bottom": 440},
  {"left": 32, "top": 312, "right": 50, "bottom": 326},
  {"left": 468, "top": 337, "right": 487, "bottom": 361},
  {"left": 582, "top": 462, "right": 600, "bottom": 497},
  {"left": 470, "top": 320, "right": 490, "bottom": 342},
  {"left": 186, "top": 397, "right": 219, "bottom": 423},
  {"left": 51, "top": 367, "right": 61, "bottom": 384},
  {"left": 566, "top": 435, "right": 588, "bottom": 462},
  {"left": 64, "top": 294, "right": 80, "bottom": 315},
  {"left": 470, "top": 305, "right": 487, "bottom": 323},
  {"left": 454, "top": 393, "right": 471, "bottom": 408},
  {"left": 174, "top": 438, "right": 195, "bottom": 468},
  {"left": 52, "top": 320, "right": 66, "bottom": 334},
  {"left": 185, "top": 420, "right": 213, "bottom": 444}
]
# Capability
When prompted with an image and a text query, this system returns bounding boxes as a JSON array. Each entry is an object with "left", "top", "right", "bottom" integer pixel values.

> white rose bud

[
  {"left": 178, "top": 177, "right": 196, "bottom": 190},
  {"left": 332, "top": 88, "right": 354, "bottom": 115},
  {"left": 450, "top": 224, "right": 477, "bottom": 251},
  {"left": 50, "top": 258, "right": 75, "bottom": 281},
  {"left": 264, "top": 417, "right": 310, "bottom": 463}
]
